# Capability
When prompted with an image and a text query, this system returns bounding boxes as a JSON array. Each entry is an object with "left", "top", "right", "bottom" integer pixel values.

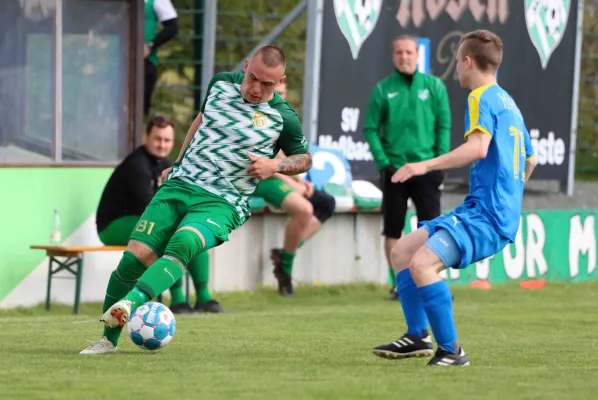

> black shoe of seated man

[
  {"left": 372, "top": 332, "right": 434, "bottom": 359},
  {"left": 271, "top": 248, "right": 294, "bottom": 297},
  {"left": 194, "top": 299, "right": 227, "bottom": 313},
  {"left": 169, "top": 302, "right": 195, "bottom": 314},
  {"left": 427, "top": 347, "right": 470, "bottom": 367}
]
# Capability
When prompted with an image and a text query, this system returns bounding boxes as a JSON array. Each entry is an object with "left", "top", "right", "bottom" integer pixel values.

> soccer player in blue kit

[{"left": 371, "top": 29, "right": 537, "bottom": 366}]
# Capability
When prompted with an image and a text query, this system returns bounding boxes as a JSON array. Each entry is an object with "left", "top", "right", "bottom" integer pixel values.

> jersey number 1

[{"left": 509, "top": 127, "right": 526, "bottom": 181}]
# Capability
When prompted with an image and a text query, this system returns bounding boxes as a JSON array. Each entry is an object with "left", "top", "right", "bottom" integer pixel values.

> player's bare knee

[
  {"left": 283, "top": 193, "right": 313, "bottom": 219},
  {"left": 291, "top": 200, "right": 313, "bottom": 222},
  {"left": 390, "top": 243, "right": 410, "bottom": 272},
  {"left": 408, "top": 253, "right": 429, "bottom": 280},
  {"left": 126, "top": 240, "right": 158, "bottom": 266},
  {"left": 299, "top": 201, "right": 314, "bottom": 220},
  {"left": 394, "top": 229, "right": 433, "bottom": 271}
]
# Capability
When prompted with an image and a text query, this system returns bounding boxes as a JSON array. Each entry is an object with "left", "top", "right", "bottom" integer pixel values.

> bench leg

[
  {"left": 45, "top": 257, "right": 54, "bottom": 311},
  {"left": 74, "top": 257, "right": 83, "bottom": 315}
]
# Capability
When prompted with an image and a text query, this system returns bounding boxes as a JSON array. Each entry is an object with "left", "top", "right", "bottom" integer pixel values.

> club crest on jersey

[
  {"left": 418, "top": 89, "right": 429, "bottom": 101},
  {"left": 252, "top": 112, "right": 268, "bottom": 129},
  {"left": 524, "top": 0, "right": 571, "bottom": 69},
  {"left": 333, "top": 0, "right": 382, "bottom": 60}
]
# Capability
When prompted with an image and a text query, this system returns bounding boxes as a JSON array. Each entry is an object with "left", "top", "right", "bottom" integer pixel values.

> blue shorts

[{"left": 419, "top": 202, "right": 511, "bottom": 269}]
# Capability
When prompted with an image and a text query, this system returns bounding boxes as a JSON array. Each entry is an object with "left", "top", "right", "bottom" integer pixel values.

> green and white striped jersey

[{"left": 169, "top": 72, "right": 309, "bottom": 222}]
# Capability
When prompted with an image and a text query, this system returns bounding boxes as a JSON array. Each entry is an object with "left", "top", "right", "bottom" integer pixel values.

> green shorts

[
  {"left": 129, "top": 178, "right": 243, "bottom": 256},
  {"left": 98, "top": 215, "right": 140, "bottom": 245},
  {"left": 252, "top": 177, "right": 294, "bottom": 208}
]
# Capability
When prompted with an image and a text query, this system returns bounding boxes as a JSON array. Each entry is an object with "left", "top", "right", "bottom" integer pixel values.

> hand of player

[
  {"left": 391, "top": 162, "right": 428, "bottom": 183},
  {"left": 247, "top": 154, "right": 278, "bottom": 180},
  {"left": 303, "top": 180, "right": 315, "bottom": 198},
  {"left": 144, "top": 44, "right": 151, "bottom": 58},
  {"left": 160, "top": 167, "right": 173, "bottom": 184}
]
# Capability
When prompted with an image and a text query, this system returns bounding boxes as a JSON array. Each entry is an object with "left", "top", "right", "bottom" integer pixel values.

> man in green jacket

[{"left": 363, "top": 35, "right": 451, "bottom": 300}]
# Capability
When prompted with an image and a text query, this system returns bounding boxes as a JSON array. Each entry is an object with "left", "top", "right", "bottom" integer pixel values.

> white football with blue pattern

[{"left": 126, "top": 301, "right": 176, "bottom": 351}]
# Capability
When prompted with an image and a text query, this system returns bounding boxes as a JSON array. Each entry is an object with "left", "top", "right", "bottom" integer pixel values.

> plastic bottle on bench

[{"left": 50, "top": 208, "right": 62, "bottom": 245}]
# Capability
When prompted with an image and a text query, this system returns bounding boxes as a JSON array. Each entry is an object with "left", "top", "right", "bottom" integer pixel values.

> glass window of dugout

[{"left": 0, "top": 0, "right": 133, "bottom": 166}]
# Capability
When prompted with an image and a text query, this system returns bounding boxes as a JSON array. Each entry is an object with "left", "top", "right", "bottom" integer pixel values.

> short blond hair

[
  {"left": 459, "top": 29, "right": 503, "bottom": 72},
  {"left": 254, "top": 45, "right": 286, "bottom": 68}
]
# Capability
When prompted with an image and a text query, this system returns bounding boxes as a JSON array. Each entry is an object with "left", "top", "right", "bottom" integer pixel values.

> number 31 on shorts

[{"left": 135, "top": 220, "right": 155, "bottom": 235}]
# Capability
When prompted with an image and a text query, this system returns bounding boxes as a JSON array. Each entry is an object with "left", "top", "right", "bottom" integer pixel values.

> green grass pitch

[{"left": 0, "top": 283, "right": 597, "bottom": 400}]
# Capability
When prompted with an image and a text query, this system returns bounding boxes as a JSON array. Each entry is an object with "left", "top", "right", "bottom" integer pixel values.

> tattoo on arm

[{"left": 278, "top": 153, "right": 312, "bottom": 175}]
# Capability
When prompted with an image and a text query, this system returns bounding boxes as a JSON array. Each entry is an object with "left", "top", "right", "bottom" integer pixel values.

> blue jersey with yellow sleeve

[{"left": 463, "top": 84, "right": 535, "bottom": 241}]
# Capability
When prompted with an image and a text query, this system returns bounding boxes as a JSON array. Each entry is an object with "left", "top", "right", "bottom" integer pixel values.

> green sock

[
  {"left": 102, "top": 251, "right": 147, "bottom": 346},
  {"left": 388, "top": 267, "right": 397, "bottom": 288},
  {"left": 188, "top": 251, "right": 212, "bottom": 305},
  {"left": 135, "top": 257, "right": 184, "bottom": 303},
  {"left": 169, "top": 278, "right": 187, "bottom": 305},
  {"left": 280, "top": 249, "right": 296, "bottom": 275},
  {"left": 102, "top": 271, "right": 135, "bottom": 346},
  {"left": 122, "top": 287, "right": 149, "bottom": 312}
]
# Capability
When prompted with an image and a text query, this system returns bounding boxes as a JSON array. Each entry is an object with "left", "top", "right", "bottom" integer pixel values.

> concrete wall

[{"left": 212, "top": 213, "right": 389, "bottom": 292}]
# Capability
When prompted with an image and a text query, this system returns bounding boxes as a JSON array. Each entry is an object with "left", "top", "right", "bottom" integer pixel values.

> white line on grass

[
  {"left": 0, "top": 319, "right": 97, "bottom": 327},
  {"left": 0, "top": 304, "right": 400, "bottom": 327}
]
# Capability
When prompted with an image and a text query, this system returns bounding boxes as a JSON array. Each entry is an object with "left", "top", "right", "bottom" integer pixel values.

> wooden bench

[{"left": 30, "top": 245, "right": 126, "bottom": 315}]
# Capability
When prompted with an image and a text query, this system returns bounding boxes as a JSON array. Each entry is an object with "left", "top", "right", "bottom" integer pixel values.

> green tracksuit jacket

[{"left": 363, "top": 70, "right": 451, "bottom": 170}]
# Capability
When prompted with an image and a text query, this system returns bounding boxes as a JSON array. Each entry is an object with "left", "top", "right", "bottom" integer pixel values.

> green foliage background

[
  {"left": 576, "top": 4, "right": 598, "bottom": 176},
  {"left": 150, "top": 0, "right": 306, "bottom": 159}
]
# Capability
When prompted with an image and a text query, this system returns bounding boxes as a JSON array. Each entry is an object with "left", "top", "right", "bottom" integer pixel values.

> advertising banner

[{"left": 317, "top": 0, "right": 581, "bottom": 189}]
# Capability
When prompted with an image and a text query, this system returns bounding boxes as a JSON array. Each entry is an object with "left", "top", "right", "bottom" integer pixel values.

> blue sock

[
  {"left": 397, "top": 269, "right": 429, "bottom": 338},
  {"left": 418, "top": 280, "right": 458, "bottom": 354}
]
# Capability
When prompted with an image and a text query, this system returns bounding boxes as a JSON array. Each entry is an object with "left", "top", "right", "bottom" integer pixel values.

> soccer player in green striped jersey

[{"left": 80, "top": 45, "right": 312, "bottom": 354}]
